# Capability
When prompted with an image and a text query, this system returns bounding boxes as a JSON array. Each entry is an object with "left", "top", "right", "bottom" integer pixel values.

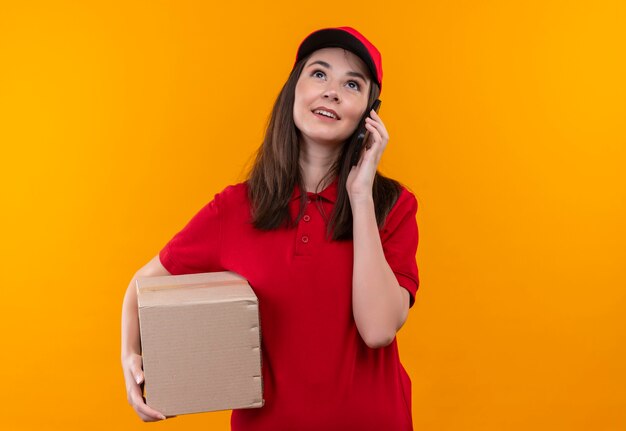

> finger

[
  {"left": 365, "top": 117, "right": 388, "bottom": 141},
  {"left": 129, "top": 383, "right": 167, "bottom": 421},
  {"left": 138, "top": 411, "right": 160, "bottom": 422},
  {"left": 367, "top": 111, "right": 381, "bottom": 124},
  {"left": 365, "top": 125, "right": 388, "bottom": 158},
  {"left": 369, "top": 109, "right": 386, "bottom": 129},
  {"left": 133, "top": 368, "right": 144, "bottom": 385},
  {"left": 364, "top": 123, "right": 381, "bottom": 150},
  {"left": 357, "top": 145, "right": 376, "bottom": 169},
  {"left": 363, "top": 127, "right": 386, "bottom": 168},
  {"left": 128, "top": 355, "right": 145, "bottom": 385}
]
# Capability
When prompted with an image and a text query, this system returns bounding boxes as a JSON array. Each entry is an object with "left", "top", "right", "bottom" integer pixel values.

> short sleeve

[
  {"left": 159, "top": 192, "right": 223, "bottom": 275},
  {"left": 381, "top": 188, "right": 420, "bottom": 308}
]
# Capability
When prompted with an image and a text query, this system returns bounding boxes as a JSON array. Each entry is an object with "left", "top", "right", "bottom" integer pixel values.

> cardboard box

[{"left": 136, "top": 271, "right": 264, "bottom": 416}]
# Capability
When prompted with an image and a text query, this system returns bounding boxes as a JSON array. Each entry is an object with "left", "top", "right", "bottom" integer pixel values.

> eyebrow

[{"left": 306, "top": 60, "right": 368, "bottom": 83}]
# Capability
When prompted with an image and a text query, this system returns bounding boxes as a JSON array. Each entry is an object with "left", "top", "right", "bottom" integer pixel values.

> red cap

[{"left": 294, "top": 26, "right": 383, "bottom": 93}]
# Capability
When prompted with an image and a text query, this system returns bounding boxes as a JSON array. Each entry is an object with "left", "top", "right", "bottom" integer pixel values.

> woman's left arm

[{"left": 347, "top": 110, "right": 411, "bottom": 349}]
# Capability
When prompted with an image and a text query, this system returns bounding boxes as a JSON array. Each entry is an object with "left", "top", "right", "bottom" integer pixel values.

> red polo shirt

[{"left": 159, "top": 178, "right": 419, "bottom": 431}]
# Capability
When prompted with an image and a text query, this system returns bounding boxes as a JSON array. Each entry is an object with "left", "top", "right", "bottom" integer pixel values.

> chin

[{"left": 310, "top": 136, "right": 346, "bottom": 147}]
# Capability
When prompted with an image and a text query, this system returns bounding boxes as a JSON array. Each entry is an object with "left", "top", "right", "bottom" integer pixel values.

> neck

[{"left": 299, "top": 140, "right": 341, "bottom": 192}]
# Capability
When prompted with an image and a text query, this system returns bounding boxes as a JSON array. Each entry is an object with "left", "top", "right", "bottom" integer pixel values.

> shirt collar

[{"left": 290, "top": 177, "right": 339, "bottom": 203}]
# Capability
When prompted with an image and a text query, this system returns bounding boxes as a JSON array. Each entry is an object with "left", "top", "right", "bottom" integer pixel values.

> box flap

[{"left": 136, "top": 271, "right": 256, "bottom": 308}]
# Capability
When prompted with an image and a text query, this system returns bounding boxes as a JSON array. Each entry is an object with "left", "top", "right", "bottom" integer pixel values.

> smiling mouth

[{"left": 312, "top": 109, "right": 339, "bottom": 120}]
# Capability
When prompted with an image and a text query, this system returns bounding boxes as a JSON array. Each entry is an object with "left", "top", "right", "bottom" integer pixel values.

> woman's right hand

[
  {"left": 122, "top": 255, "right": 173, "bottom": 421},
  {"left": 122, "top": 352, "right": 167, "bottom": 421}
]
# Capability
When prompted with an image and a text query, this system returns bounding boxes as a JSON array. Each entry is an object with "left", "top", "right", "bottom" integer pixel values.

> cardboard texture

[{"left": 136, "top": 271, "right": 264, "bottom": 416}]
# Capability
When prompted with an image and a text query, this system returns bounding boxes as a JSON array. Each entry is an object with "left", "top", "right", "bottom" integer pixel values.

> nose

[{"left": 322, "top": 83, "right": 341, "bottom": 103}]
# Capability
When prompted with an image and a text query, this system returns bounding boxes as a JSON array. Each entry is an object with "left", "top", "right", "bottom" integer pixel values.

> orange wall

[{"left": 1, "top": 1, "right": 624, "bottom": 430}]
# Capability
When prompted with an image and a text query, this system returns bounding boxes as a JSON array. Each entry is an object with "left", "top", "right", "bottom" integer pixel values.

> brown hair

[{"left": 247, "top": 53, "right": 401, "bottom": 240}]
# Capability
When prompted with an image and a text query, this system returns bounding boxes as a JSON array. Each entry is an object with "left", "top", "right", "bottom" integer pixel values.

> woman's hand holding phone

[
  {"left": 346, "top": 100, "right": 388, "bottom": 203},
  {"left": 350, "top": 99, "right": 382, "bottom": 167}
]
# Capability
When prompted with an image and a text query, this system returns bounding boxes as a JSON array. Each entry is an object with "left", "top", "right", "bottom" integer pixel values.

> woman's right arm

[{"left": 121, "top": 254, "right": 171, "bottom": 421}]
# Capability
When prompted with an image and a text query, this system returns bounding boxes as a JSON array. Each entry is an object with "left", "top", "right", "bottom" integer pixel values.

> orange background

[{"left": 1, "top": 1, "right": 624, "bottom": 430}]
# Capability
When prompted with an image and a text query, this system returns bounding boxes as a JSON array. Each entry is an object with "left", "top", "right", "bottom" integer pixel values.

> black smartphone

[{"left": 350, "top": 99, "right": 382, "bottom": 166}]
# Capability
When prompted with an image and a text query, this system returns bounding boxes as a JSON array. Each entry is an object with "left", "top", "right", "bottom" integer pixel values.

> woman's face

[{"left": 293, "top": 47, "right": 371, "bottom": 150}]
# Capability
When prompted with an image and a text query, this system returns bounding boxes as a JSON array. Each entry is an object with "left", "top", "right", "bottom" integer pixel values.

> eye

[
  {"left": 311, "top": 69, "right": 326, "bottom": 79},
  {"left": 347, "top": 80, "right": 361, "bottom": 91}
]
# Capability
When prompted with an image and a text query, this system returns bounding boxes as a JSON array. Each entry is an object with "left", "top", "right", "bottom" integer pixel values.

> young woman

[{"left": 121, "top": 26, "right": 419, "bottom": 431}]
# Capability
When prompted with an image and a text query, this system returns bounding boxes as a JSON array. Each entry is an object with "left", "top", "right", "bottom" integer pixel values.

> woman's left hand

[{"left": 346, "top": 108, "right": 389, "bottom": 202}]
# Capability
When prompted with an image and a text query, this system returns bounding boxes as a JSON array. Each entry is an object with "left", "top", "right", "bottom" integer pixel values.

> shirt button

[
  {"left": 303, "top": 215, "right": 311, "bottom": 222},
  {"left": 301, "top": 236, "right": 309, "bottom": 243}
]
